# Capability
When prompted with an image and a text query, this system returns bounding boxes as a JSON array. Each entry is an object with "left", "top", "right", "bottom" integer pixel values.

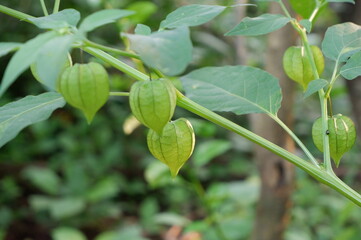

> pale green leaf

[
  {"left": 322, "top": 22, "right": 361, "bottom": 62},
  {"left": 33, "top": 35, "right": 75, "bottom": 90},
  {"left": 0, "top": 42, "right": 22, "bottom": 57},
  {"left": 160, "top": 4, "right": 226, "bottom": 29},
  {"left": 193, "top": 140, "right": 232, "bottom": 167},
  {"left": 28, "top": 9, "right": 80, "bottom": 29},
  {"left": 300, "top": 19, "right": 312, "bottom": 33},
  {"left": 0, "top": 31, "right": 58, "bottom": 97},
  {"left": 225, "top": 14, "right": 291, "bottom": 36},
  {"left": 340, "top": 51, "right": 361, "bottom": 80},
  {"left": 79, "top": 9, "right": 134, "bottom": 32},
  {"left": 135, "top": 24, "right": 151, "bottom": 35},
  {"left": 23, "top": 167, "right": 61, "bottom": 194},
  {"left": 125, "top": 27, "right": 192, "bottom": 76},
  {"left": 304, "top": 79, "right": 328, "bottom": 98},
  {"left": 0, "top": 92, "right": 65, "bottom": 148},
  {"left": 50, "top": 198, "right": 86, "bottom": 219},
  {"left": 180, "top": 66, "right": 282, "bottom": 115},
  {"left": 52, "top": 227, "right": 86, "bottom": 240}
]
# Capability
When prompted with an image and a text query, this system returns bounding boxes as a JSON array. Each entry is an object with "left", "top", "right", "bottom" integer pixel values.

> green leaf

[
  {"left": 322, "top": 22, "right": 361, "bottom": 62},
  {"left": 86, "top": 176, "right": 120, "bottom": 202},
  {"left": 225, "top": 14, "right": 291, "bottom": 36},
  {"left": 22, "top": 167, "right": 61, "bottom": 194},
  {"left": 126, "top": 1, "right": 158, "bottom": 24},
  {"left": 340, "top": 51, "right": 361, "bottom": 80},
  {"left": 125, "top": 27, "right": 192, "bottom": 76},
  {"left": 0, "top": 42, "right": 22, "bottom": 57},
  {"left": 180, "top": 66, "right": 282, "bottom": 115},
  {"left": 135, "top": 24, "right": 151, "bottom": 35},
  {"left": 193, "top": 140, "right": 232, "bottom": 167},
  {"left": 304, "top": 79, "right": 328, "bottom": 98},
  {"left": 0, "top": 92, "right": 65, "bottom": 148},
  {"left": 160, "top": 4, "right": 226, "bottom": 29},
  {"left": 79, "top": 9, "right": 134, "bottom": 32},
  {"left": 0, "top": 31, "right": 58, "bottom": 97},
  {"left": 33, "top": 35, "right": 75, "bottom": 90},
  {"left": 52, "top": 227, "right": 86, "bottom": 240},
  {"left": 300, "top": 19, "right": 312, "bottom": 33},
  {"left": 290, "top": 0, "right": 316, "bottom": 19},
  {"left": 27, "top": 9, "right": 81, "bottom": 29},
  {"left": 49, "top": 198, "right": 86, "bottom": 219}
]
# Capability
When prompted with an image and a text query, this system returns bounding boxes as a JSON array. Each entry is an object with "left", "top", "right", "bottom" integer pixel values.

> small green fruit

[
  {"left": 58, "top": 62, "right": 109, "bottom": 123},
  {"left": 147, "top": 118, "right": 195, "bottom": 177},
  {"left": 129, "top": 79, "right": 177, "bottom": 133},
  {"left": 283, "top": 45, "right": 324, "bottom": 90},
  {"left": 312, "top": 114, "right": 356, "bottom": 167}
]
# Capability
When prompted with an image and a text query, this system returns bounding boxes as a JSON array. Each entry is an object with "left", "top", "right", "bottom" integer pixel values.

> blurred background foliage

[{"left": 0, "top": 0, "right": 361, "bottom": 240}]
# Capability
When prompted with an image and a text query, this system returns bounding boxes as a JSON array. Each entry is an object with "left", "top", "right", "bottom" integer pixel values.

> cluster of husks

[{"left": 130, "top": 79, "right": 195, "bottom": 177}]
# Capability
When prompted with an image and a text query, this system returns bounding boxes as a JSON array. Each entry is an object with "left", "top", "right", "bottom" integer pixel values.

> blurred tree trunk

[
  {"left": 345, "top": 0, "right": 361, "bottom": 137},
  {"left": 250, "top": 2, "right": 296, "bottom": 240}
]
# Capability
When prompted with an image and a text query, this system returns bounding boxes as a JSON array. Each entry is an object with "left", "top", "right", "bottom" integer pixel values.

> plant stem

[
  {"left": 0, "top": 4, "right": 33, "bottom": 22},
  {"left": 40, "top": 0, "right": 49, "bottom": 16},
  {"left": 109, "top": 92, "right": 129, "bottom": 97},
  {"left": 278, "top": 0, "right": 292, "bottom": 18},
  {"left": 270, "top": 115, "right": 320, "bottom": 167},
  {"left": 325, "top": 59, "right": 340, "bottom": 98},
  {"left": 83, "top": 47, "right": 149, "bottom": 81},
  {"left": 53, "top": 0, "right": 61, "bottom": 14},
  {"left": 84, "top": 40, "right": 140, "bottom": 59},
  {"left": 84, "top": 43, "right": 361, "bottom": 206}
]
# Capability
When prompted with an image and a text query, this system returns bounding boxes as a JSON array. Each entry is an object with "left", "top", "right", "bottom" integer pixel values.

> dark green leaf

[
  {"left": 0, "top": 93, "right": 65, "bottom": 148},
  {"left": 28, "top": 9, "right": 81, "bottom": 29},
  {"left": 304, "top": 79, "right": 328, "bottom": 98},
  {"left": 322, "top": 22, "right": 361, "bottom": 62},
  {"left": 33, "top": 35, "right": 75, "bottom": 90},
  {"left": 225, "top": 14, "right": 291, "bottom": 36},
  {"left": 135, "top": 24, "right": 151, "bottom": 35},
  {"left": 160, "top": 4, "right": 226, "bottom": 29},
  {"left": 0, "top": 42, "right": 22, "bottom": 57},
  {"left": 125, "top": 27, "right": 192, "bottom": 76},
  {"left": 0, "top": 31, "right": 58, "bottom": 97},
  {"left": 340, "top": 51, "right": 361, "bottom": 80},
  {"left": 180, "top": 66, "right": 282, "bottom": 115},
  {"left": 23, "top": 167, "right": 61, "bottom": 194},
  {"left": 79, "top": 9, "right": 134, "bottom": 32}
]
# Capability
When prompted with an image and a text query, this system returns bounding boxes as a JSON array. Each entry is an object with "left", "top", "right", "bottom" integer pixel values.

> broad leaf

[
  {"left": 33, "top": 35, "right": 75, "bottom": 90},
  {"left": 126, "top": 1, "right": 158, "bottom": 24},
  {"left": 322, "top": 22, "right": 361, "bottom": 62},
  {"left": 225, "top": 14, "right": 291, "bottom": 36},
  {"left": 193, "top": 140, "right": 232, "bottom": 167},
  {"left": 28, "top": 9, "right": 80, "bottom": 29},
  {"left": 180, "top": 66, "right": 282, "bottom": 115},
  {"left": 79, "top": 9, "right": 134, "bottom": 32},
  {"left": 52, "top": 227, "right": 86, "bottom": 240},
  {"left": 290, "top": 0, "right": 316, "bottom": 19},
  {"left": 23, "top": 167, "right": 61, "bottom": 194},
  {"left": 160, "top": 4, "right": 226, "bottom": 29},
  {"left": 340, "top": 51, "right": 361, "bottom": 80},
  {"left": 135, "top": 24, "right": 151, "bottom": 35},
  {"left": 0, "top": 42, "right": 22, "bottom": 57},
  {"left": 125, "top": 27, "right": 192, "bottom": 76},
  {"left": 0, "top": 92, "right": 65, "bottom": 148},
  {"left": 300, "top": 19, "right": 312, "bottom": 33},
  {"left": 304, "top": 79, "right": 328, "bottom": 98},
  {"left": 0, "top": 31, "right": 58, "bottom": 97}
]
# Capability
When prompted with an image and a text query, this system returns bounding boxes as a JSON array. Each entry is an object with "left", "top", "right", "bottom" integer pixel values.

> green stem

[
  {"left": 109, "top": 92, "right": 129, "bottom": 97},
  {"left": 84, "top": 40, "right": 140, "bottom": 59},
  {"left": 53, "top": 0, "right": 61, "bottom": 14},
  {"left": 270, "top": 115, "right": 320, "bottom": 167},
  {"left": 0, "top": 4, "right": 33, "bottom": 22},
  {"left": 325, "top": 59, "right": 340, "bottom": 98},
  {"left": 84, "top": 43, "right": 361, "bottom": 206},
  {"left": 40, "top": 0, "right": 49, "bottom": 16},
  {"left": 278, "top": 0, "right": 292, "bottom": 18},
  {"left": 83, "top": 47, "right": 149, "bottom": 81}
]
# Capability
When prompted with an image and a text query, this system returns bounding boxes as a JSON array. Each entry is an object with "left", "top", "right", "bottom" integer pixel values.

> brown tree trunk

[{"left": 250, "top": 2, "right": 296, "bottom": 240}]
